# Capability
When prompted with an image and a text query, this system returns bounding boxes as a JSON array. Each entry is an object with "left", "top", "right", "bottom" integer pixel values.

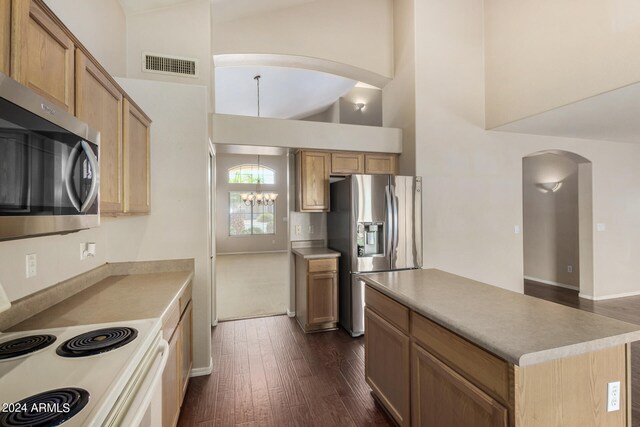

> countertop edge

[
  {"left": 359, "top": 274, "right": 640, "bottom": 367},
  {"left": 158, "top": 271, "right": 194, "bottom": 324},
  {"left": 291, "top": 249, "right": 341, "bottom": 259}
]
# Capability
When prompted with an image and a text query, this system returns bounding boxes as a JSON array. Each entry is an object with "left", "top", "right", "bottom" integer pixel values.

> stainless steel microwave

[{"left": 0, "top": 72, "right": 100, "bottom": 241}]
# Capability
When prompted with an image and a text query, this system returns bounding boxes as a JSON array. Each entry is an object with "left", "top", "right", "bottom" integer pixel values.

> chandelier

[{"left": 240, "top": 75, "right": 278, "bottom": 206}]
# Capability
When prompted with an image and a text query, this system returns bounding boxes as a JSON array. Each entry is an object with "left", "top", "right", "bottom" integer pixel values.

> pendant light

[{"left": 240, "top": 75, "right": 278, "bottom": 206}]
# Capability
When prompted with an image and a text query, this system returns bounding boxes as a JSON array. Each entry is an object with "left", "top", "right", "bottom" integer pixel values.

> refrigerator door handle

[
  {"left": 390, "top": 184, "right": 399, "bottom": 256},
  {"left": 385, "top": 184, "right": 393, "bottom": 257}
]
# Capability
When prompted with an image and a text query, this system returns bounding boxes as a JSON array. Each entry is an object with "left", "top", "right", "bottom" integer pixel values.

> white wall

[
  {"left": 216, "top": 253, "right": 288, "bottom": 320},
  {"left": 383, "top": 0, "right": 416, "bottom": 175},
  {"left": 126, "top": 0, "right": 211, "bottom": 106},
  {"left": 105, "top": 78, "right": 211, "bottom": 370},
  {"left": 485, "top": 0, "right": 640, "bottom": 128},
  {"left": 43, "top": 0, "right": 127, "bottom": 77},
  {"left": 339, "top": 87, "right": 382, "bottom": 127},
  {"left": 212, "top": 0, "right": 394, "bottom": 81},
  {"left": 211, "top": 114, "right": 402, "bottom": 153},
  {"left": 523, "top": 154, "right": 579, "bottom": 288},
  {"left": 416, "top": 0, "right": 640, "bottom": 299}
]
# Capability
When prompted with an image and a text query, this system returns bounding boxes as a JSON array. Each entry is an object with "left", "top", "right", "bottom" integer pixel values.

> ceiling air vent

[{"left": 142, "top": 52, "right": 199, "bottom": 78}]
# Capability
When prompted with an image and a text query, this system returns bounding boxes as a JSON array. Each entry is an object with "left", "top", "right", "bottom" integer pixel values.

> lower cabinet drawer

[{"left": 308, "top": 258, "right": 337, "bottom": 272}]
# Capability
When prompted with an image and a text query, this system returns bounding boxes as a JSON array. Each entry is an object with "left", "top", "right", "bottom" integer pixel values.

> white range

[{"left": 0, "top": 318, "right": 168, "bottom": 427}]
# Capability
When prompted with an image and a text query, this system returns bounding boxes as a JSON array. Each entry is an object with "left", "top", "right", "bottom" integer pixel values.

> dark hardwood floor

[
  {"left": 177, "top": 315, "right": 393, "bottom": 426},
  {"left": 524, "top": 279, "right": 640, "bottom": 427},
  {"left": 179, "top": 282, "right": 640, "bottom": 426}
]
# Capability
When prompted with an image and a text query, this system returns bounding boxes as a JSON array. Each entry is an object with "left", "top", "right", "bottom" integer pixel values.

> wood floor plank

[
  {"left": 178, "top": 316, "right": 393, "bottom": 427},
  {"left": 233, "top": 373, "right": 254, "bottom": 424}
]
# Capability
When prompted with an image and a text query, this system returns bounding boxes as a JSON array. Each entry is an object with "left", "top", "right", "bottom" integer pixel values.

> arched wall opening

[{"left": 522, "top": 150, "right": 593, "bottom": 297}]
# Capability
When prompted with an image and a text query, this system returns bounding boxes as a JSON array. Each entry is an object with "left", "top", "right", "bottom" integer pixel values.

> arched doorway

[{"left": 522, "top": 150, "right": 593, "bottom": 297}]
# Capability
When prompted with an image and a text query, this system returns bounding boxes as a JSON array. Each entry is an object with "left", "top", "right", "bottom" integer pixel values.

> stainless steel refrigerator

[{"left": 328, "top": 175, "right": 422, "bottom": 337}]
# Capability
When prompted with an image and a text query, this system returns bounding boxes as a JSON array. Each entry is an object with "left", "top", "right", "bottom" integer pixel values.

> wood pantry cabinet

[
  {"left": 162, "top": 284, "right": 193, "bottom": 427},
  {"left": 10, "top": 0, "right": 75, "bottom": 113},
  {"left": 295, "top": 256, "right": 339, "bottom": 332},
  {"left": 296, "top": 150, "right": 331, "bottom": 212},
  {"left": 123, "top": 99, "right": 151, "bottom": 214},
  {"left": 75, "top": 50, "right": 124, "bottom": 214}
]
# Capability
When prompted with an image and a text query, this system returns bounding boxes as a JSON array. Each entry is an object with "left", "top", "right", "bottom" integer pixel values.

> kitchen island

[{"left": 359, "top": 269, "right": 640, "bottom": 427}]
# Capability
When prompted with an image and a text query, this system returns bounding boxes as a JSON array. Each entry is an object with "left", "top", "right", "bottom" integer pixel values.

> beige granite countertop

[
  {"left": 9, "top": 271, "right": 192, "bottom": 332},
  {"left": 291, "top": 247, "right": 341, "bottom": 259},
  {"left": 359, "top": 269, "right": 640, "bottom": 366}
]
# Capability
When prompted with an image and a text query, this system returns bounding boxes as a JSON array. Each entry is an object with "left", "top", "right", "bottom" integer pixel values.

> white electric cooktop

[{"left": 0, "top": 318, "right": 160, "bottom": 426}]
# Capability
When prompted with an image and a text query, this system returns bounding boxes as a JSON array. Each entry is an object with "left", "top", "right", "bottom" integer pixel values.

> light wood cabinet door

[
  {"left": 296, "top": 151, "right": 330, "bottom": 212},
  {"left": 365, "top": 153, "right": 398, "bottom": 175},
  {"left": 412, "top": 343, "right": 508, "bottom": 427},
  {"left": 163, "top": 331, "right": 180, "bottom": 427},
  {"left": 331, "top": 152, "right": 364, "bottom": 175},
  {"left": 307, "top": 271, "right": 338, "bottom": 325},
  {"left": 0, "top": 0, "right": 9, "bottom": 75},
  {"left": 123, "top": 99, "right": 151, "bottom": 214},
  {"left": 365, "top": 307, "right": 410, "bottom": 426},
  {"left": 75, "top": 50, "right": 124, "bottom": 214},
  {"left": 11, "top": 0, "right": 75, "bottom": 113},
  {"left": 179, "top": 302, "right": 193, "bottom": 403}
]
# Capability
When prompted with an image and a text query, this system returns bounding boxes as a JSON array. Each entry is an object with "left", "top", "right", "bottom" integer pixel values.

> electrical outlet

[
  {"left": 567, "top": 265, "right": 573, "bottom": 273},
  {"left": 309, "top": 225, "right": 315, "bottom": 234},
  {"left": 514, "top": 225, "right": 521, "bottom": 234},
  {"left": 295, "top": 225, "right": 302, "bottom": 236},
  {"left": 608, "top": 381, "right": 620, "bottom": 412},
  {"left": 26, "top": 253, "right": 37, "bottom": 278}
]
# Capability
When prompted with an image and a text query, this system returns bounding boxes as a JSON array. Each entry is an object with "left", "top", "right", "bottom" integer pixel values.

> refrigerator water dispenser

[{"left": 357, "top": 222, "right": 384, "bottom": 256}]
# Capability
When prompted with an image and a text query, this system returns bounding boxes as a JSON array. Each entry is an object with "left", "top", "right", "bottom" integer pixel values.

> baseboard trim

[
  {"left": 580, "top": 290, "right": 640, "bottom": 301},
  {"left": 190, "top": 357, "right": 213, "bottom": 377},
  {"left": 287, "top": 310, "right": 295, "bottom": 317},
  {"left": 524, "top": 276, "right": 578, "bottom": 291}
]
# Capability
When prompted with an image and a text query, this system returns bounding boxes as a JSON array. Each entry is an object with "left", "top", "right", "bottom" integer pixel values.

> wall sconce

[
  {"left": 536, "top": 182, "right": 563, "bottom": 193},
  {"left": 354, "top": 102, "right": 366, "bottom": 112}
]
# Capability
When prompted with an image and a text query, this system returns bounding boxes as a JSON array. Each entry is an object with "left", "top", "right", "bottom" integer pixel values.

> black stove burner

[
  {"left": 56, "top": 327, "right": 138, "bottom": 358},
  {"left": 0, "top": 387, "right": 89, "bottom": 426},
  {"left": 0, "top": 335, "right": 56, "bottom": 360}
]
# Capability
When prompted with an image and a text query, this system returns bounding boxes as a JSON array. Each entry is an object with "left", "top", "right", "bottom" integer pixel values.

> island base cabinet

[
  {"left": 514, "top": 345, "right": 628, "bottom": 427},
  {"left": 365, "top": 307, "right": 410, "bottom": 426},
  {"left": 411, "top": 343, "right": 507, "bottom": 427}
]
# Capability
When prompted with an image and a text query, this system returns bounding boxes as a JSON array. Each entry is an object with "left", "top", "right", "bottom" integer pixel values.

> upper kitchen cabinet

[
  {"left": 365, "top": 153, "right": 398, "bottom": 175},
  {"left": 331, "top": 152, "right": 364, "bottom": 175},
  {"left": 0, "top": 0, "right": 9, "bottom": 74},
  {"left": 296, "top": 150, "right": 330, "bottom": 212},
  {"left": 75, "top": 50, "right": 124, "bottom": 214},
  {"left": 123, "top": 99, "right": 151, "bottom": 214},
  {"left": 11, "top": 0, "right": 75, "bottom": 113}
]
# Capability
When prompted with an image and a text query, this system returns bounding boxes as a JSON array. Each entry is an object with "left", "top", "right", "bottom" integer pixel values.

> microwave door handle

[
  {"left": 385, "top": 185, "right": 393, "bottom": 257},
  {"left": 64, "top": 141, "right": 82, "bottom": 212},
  {"left": 79, "top": 140, "right": 99, "bottom": 213}
]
